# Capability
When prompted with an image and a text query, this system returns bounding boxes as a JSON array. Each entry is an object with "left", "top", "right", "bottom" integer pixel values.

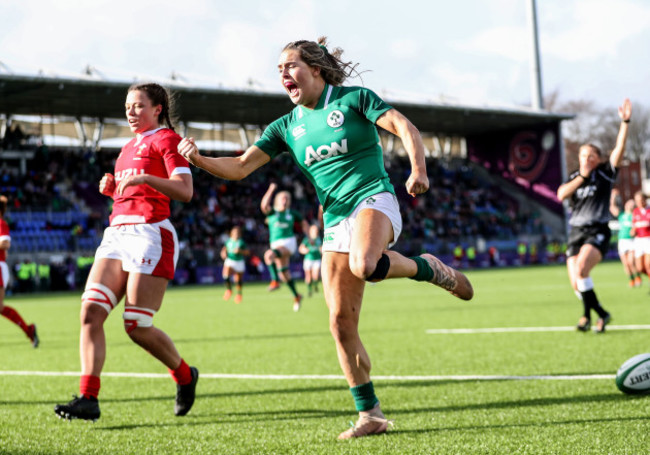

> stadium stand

[{"left": 0, "top": 73, "right": 573, "bottom": 291}]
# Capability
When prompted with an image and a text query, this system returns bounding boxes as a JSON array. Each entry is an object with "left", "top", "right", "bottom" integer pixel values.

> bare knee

[
  {"left": 264, "top": 249, "right": 276, "bottom": 264},
  {"left": 80, "top": 304, "right": 107, "bottom": 329},
  {"left": 348, "top": 253, "right": 378, "bottom": 280}
]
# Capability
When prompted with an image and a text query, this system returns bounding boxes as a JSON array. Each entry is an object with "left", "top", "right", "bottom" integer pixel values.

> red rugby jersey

[
  {"left": 109, "top": 128, "right": 190, "bottom": 226},
  {"left": 632, "top": 206, "right": 650, "bottom": 238},
  {"left": 0, "top": 218, "right": 9, "bottom": 262}
]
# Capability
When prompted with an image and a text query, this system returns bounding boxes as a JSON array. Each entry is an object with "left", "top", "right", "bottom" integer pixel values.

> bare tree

[{"left": 545, "top": 91, "right": 650, "bottom": 168}]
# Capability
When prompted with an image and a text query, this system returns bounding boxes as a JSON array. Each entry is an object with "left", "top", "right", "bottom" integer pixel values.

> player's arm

[
  {"left": 557, "top": 174, "right": 586, "bottom": 201},
  {"left": 260, "top": 183, "right": 278, "bottom": 215},
  {"left": 99, "top": 173, "right": 116, "bottom": 198},
  {"left": 116, "top": 173, "right": 193, "bottom": 203},
  {"left": 179, "top": 138, "right": 270, "bottom": 181},
  {"left": 610, "top": 98, "right": 632, "bottom": 168},
  {"left": 298, "top": 241, "right": 309, "bottom": 255},
  {"left": 376, "top": 108, "right": 428, "bottom": 196}
]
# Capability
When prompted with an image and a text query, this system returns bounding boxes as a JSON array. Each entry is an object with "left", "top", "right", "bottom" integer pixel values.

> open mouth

[{"left": 284, "top": 81, "right": 299, "bottom": 97}]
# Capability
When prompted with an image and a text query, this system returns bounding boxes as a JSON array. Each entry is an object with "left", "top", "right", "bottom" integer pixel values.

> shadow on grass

[
  {"left": 392, "top": 415, "right": 650, "bottom": 435},
  {"left": 172, "top": 330, "right": 331, "bottom": 344},
  {"left": 98, "top": 408, "right": 350, "bottom": 431}
]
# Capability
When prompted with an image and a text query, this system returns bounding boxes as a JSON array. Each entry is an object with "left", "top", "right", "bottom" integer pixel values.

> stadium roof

[{"left": 0, "top": 74, "right": 573, "bottom": 137}]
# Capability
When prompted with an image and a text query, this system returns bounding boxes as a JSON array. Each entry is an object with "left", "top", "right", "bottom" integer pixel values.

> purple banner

[{"left": 467, "top": 123, "right": 563, "bottom": 215}]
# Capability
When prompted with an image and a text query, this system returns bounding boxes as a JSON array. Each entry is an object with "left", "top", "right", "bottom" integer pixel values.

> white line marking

[
  {"left": 426, "top": 325, "right": 650, "bottom": 334},
  {"left": 0, "top": 371, "right": 614, "bottom": 381}
]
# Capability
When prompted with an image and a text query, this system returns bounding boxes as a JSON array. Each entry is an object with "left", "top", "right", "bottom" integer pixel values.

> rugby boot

[
  {"left": 54, "top": 395, "right": 100, "bottom": 421},
  {"left": 175, "top": 366, "right": 199, "bottom": 416}
]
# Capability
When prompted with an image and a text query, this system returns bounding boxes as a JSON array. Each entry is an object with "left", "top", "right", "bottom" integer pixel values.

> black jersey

[{"left": 567, "top": 162, "right": 617, "bottom": 227}]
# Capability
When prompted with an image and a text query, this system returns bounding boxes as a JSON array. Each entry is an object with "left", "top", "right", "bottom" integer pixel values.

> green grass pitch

[{"left": 1, "top": 261, "right": 650, "bottom": 454}]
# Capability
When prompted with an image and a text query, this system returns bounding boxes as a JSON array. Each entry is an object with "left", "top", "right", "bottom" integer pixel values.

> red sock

[
  {"left": 80, "top": 375, "right": 101, "bottom": 399},
  {"left": 169, "top": 359, "right": 192, "bottom": 385},
  {"left": 1, "top": 305, "right": 30, "bottom": 336}
]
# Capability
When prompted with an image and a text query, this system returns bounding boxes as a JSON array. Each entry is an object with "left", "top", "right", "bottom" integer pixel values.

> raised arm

[
  {"left": 610, "top": 98, "right": 632, "bottom": 168},
  {"left": 260, "top": 183, "right": 278, "bottom": 215},
  {"left": 375, "top": 108, "right": 429, "bottom": 196},
  {"left": 178, "top": 138, "right": 270, "bottom": 181}
]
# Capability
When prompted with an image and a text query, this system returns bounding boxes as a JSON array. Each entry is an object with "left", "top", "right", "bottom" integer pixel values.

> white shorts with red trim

[
  {"left": 0, "top": 261, "right": 9, "bottom": 290},
  {"left": 95, "top": 219, "right": 179, "bottom": 280}
]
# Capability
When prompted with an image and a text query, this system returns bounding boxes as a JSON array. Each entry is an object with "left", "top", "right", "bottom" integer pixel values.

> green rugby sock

[
  {"left": 350, "top": 382, "right": 379, "bottom": 412},
  {"left": 268, "top": 263, "right": 278, "bottom": 281},
  {"left": 409, "top": 256, "right": 434, "bottom": 281},
  {"left": 287, "top": 279, "right": 299, "bottom": 297}
]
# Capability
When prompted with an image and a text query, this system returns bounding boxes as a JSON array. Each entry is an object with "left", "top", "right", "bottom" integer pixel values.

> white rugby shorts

[
  {"left": 270, "top": 236, "right": 298, "bottom": 256},
  {"left": 95, "top": 219, "right": 179, "bottom": 280},
  {"left": 223, "top": 258, "right": 246, "bottom": 274},
  {"left": 322, "top": 192, "right": 403, "bottom": 253},
  {"left": 0, "top": 261, "right": 9, "bottom": 290},
  {"left": 618, "top": 238, "right": 634, "bottom": 255},
  {"left": 303, "top": 258, "right": 322, "bottom": 271},
  {"left": 633, "top": 236, "right": 650, "bottom": 258}
]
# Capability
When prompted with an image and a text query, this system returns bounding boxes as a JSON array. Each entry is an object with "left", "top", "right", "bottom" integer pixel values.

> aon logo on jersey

[{"left": 304, "top": 139, "right": 348, "bottom": 167}]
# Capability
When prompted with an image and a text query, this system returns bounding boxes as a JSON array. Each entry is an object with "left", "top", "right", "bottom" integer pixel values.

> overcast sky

[{"left": 2, "top": 0, "right": 649, "bottom": 112}]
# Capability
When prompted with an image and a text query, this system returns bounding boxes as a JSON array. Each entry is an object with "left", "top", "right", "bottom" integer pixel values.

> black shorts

[{"left": 566, "top": 224, "right": 611, "bottom": 258}]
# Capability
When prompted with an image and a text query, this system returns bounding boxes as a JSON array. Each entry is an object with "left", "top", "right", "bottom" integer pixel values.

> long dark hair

[
  {"left": 128, "top": 83, "right": 176, "bottom": 131},
  {"left": 282, "top": 36, "right": 361, "bottom": 86}
]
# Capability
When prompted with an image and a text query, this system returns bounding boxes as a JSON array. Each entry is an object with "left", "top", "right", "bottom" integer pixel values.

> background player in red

[
  {"left": 557, "top": 98, "right": 631, "bottom": 334},
  {"left": 0, "top": 195, "right": 39, "bottom": 347},
  {"left": 631, "top": 191, "right": 650, "bottom": 280},
  {"left": 54, "top": 83, "right": 198, "bottom": 421}
]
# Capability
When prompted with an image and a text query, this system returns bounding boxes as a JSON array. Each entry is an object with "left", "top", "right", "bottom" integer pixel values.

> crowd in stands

[{"left": 1, "top": 145, "right": 558, "bottom": 291}]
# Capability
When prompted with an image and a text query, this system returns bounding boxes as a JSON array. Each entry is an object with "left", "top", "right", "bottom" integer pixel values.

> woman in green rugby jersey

[
  {"left": 261, "top": 182, "right": 309, "bottom": 311},
  {"left": 299, "top": 223, "right": 323, "bottom": 297},
  {"left": 179, "top": 37, "right": 473, "bottom": 439},
  {"left": 609, "top": 189, "right": 641, "bottom": 288}
]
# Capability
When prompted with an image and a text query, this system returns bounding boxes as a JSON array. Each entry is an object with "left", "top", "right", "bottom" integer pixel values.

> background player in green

[
  {"left": 609, "top": 189, "right": 641, "bottom": 288},
  {"left": 221, "top": 226, "right": 249, "bottom": 304},
  {"left": 299, "top": 224, "right": 322, "bottom": 297},
  {"left": 179, "top": 36, "right": 473, "bottom": 440},
  {"left": 261, "top": 183, "right": 308, "bottom": 311}
]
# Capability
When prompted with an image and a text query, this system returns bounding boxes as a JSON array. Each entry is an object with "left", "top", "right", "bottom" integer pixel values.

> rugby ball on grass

[{"left": 616, "top": 353, "right": 650, "bottom": 394}]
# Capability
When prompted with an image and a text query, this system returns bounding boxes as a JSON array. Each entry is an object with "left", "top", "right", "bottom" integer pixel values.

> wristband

[
  {"left": 578, "top": 174, "right": 588, "bottom": 180},
  {"left": 623, "top": 119, "right": 630, "bottom": 123}
]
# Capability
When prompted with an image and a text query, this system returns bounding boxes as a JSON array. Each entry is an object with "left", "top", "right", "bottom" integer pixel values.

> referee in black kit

[{"left": 557, "top": 98, "right": 632, "bottom": 333}]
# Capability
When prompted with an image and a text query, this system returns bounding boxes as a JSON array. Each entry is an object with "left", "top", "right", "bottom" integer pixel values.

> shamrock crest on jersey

[{"left": 327, "top": 110, "right": 345, "bottom": 128}]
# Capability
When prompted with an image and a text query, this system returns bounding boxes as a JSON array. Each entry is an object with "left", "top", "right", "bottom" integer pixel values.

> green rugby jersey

[
  {"left": 301, "top": 237, "right": 322, "bottom": 261},
  {"left": 266, "top": 209, "right": 303, "bottom": 242},
  {"left": 618, "top": 212, "right": 633, "bottom": 240},
  {"left": 255, "top": 84, "right": 395, "bottom": 228},
  {"left": 225, "top": 238, "right": 247, "bottom": 261}
]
